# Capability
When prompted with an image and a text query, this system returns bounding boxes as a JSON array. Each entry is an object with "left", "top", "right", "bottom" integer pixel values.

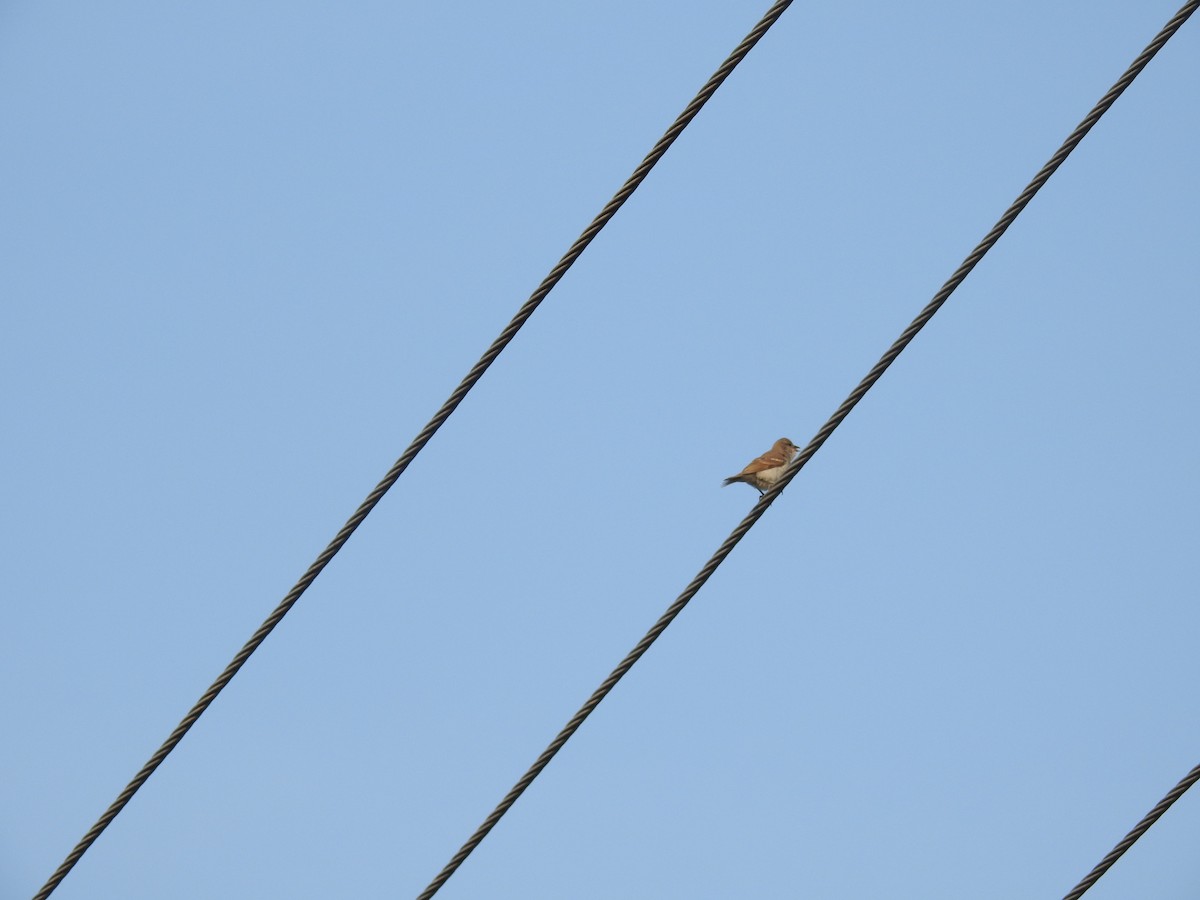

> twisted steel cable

[
  {"left": 1063, "top": 761, "right": 1200, "bottom": 900},
  {"left": 414, "top": 2, "right": 1200, "bottom": 897},
  {"left": 30, "top": 3, "right": 796, "bottom": 898}
]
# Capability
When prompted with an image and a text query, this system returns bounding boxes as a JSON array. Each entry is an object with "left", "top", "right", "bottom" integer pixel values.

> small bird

[{"left": 722, "top": 438, "right": 800, "bottom": 496}]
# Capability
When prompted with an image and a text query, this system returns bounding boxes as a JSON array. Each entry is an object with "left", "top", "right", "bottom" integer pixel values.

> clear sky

[{"left": 3, "top": 2, "right": 1198, "bottom": 898}]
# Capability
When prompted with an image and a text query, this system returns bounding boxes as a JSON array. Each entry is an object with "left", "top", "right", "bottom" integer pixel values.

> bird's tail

[{"left": 721, "top": 476, "right": 738, "bottom": 487}]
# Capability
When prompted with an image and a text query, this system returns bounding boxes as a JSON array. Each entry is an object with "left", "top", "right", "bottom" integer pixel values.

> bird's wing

[{"left": 738, "top": 449, "right": 792, "bottom": 475}]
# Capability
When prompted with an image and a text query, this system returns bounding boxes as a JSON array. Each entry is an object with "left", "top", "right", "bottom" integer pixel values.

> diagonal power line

[
  {"left": 31, "top": 2, "right": 797, "bottom": 898},
  {"left": 1063, "top": 761, "right": 1200, "bottom": 899},
  {"left": 414, "top": 2, "right": 1199, "bottom": 897}
]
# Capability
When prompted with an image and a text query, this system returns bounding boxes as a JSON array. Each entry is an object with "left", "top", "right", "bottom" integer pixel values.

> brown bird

[{"left": 722, "top": 438, "right": 800, "bottom": 495}]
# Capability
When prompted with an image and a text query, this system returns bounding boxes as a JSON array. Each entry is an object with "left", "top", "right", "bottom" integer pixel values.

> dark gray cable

[
  {"left": 414, "top": 2, "right": 1199, "bottom": 897},
  {"left": 30, "top": 3, "right": 796, "bottom": 898},
  {"left": 1063, "top": 762, "right": 1200, "bottom": 900}
]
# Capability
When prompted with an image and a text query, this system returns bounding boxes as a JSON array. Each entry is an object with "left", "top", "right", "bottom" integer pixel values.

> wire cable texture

[
  {"left": 31, "top": 3, "right": 796, "bottom": 898},
  {"left": 414, "top": 2, "right": 1199, "bottom": 897},
  {"left": 1062, "top": 761, "right": 1200, "bottom": 899}
]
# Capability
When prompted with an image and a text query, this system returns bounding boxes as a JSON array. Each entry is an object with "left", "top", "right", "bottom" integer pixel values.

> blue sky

[{"left": 3, "top": 2, "right": 1198, "bottom": 898}]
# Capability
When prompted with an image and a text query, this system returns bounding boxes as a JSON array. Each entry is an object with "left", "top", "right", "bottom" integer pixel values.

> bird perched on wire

[{"left": 722, "top": 438, "right": 800, "bottom": 496}]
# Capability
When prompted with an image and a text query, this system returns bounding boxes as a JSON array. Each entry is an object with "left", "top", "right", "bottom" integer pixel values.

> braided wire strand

[
  {"left": 30, "top": 3, "right": 796, "bottom": 898},
  {"left": 414, "top": 2, "right": 1200, "bottom": 897},
  {"left": 1062, "top": 762, "right": 1200, "bottom": 900}
]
